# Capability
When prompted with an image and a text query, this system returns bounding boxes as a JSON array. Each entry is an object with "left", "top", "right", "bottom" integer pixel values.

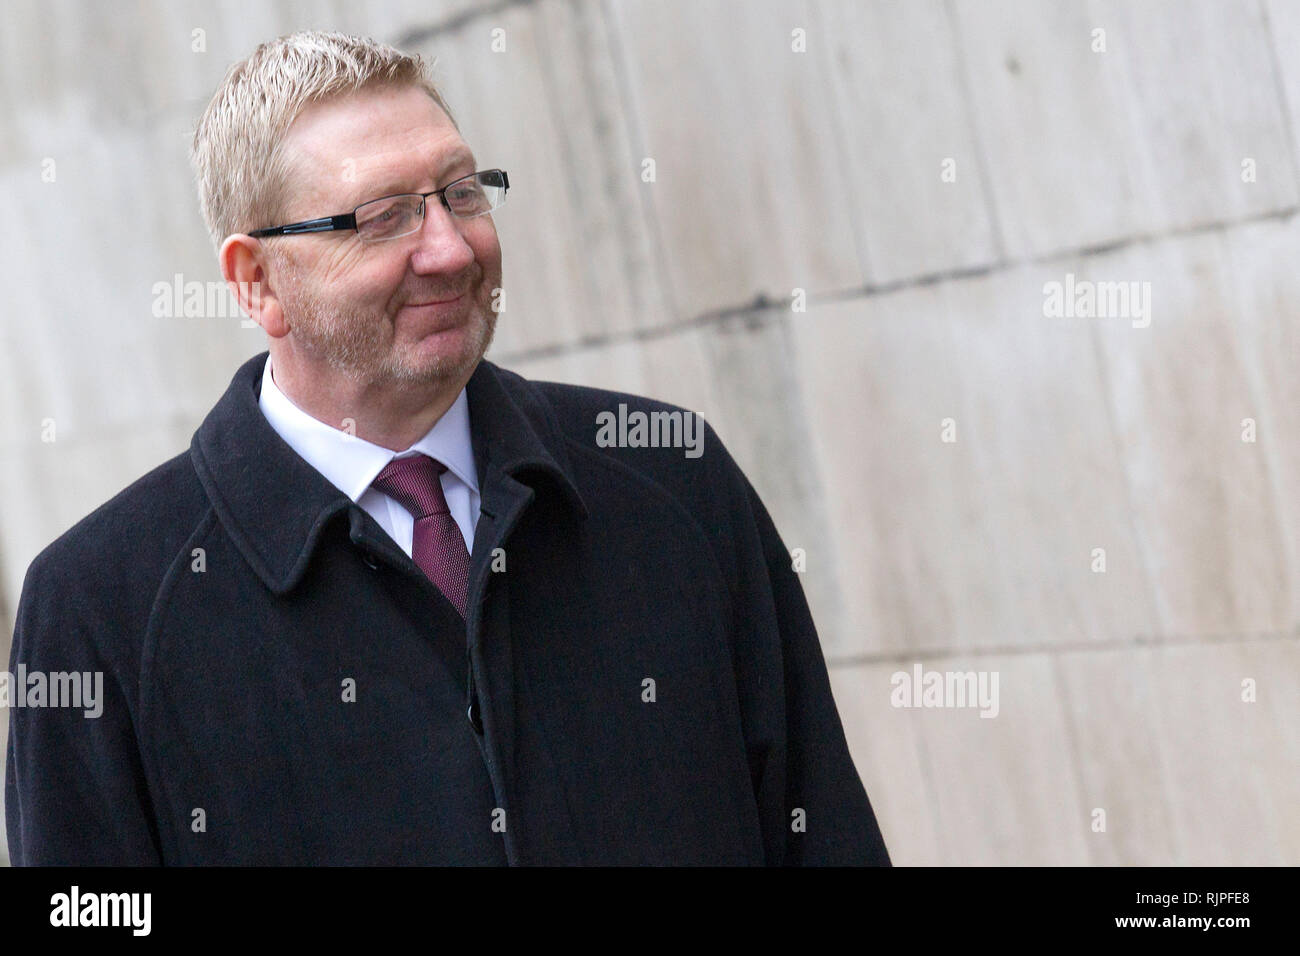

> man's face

[{"left": 265, "top": 83, "right": 501, "bottom": 388}]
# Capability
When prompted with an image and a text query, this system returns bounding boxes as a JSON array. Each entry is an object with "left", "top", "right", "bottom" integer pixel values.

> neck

[{"left": 268, "top": 350, "right": 472, "bottom": 452}]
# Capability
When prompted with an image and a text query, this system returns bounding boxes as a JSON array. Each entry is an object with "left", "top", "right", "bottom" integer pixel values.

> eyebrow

[{"left": 346, "top": 147, "right": 478, "bottom": 208}]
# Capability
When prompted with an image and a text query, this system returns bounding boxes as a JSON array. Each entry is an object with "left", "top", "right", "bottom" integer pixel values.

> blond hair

[{"left": 190, "top": 30, "right": 458, "bottom": 252}]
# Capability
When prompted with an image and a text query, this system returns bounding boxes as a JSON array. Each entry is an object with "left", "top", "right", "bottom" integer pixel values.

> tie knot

[{"left": 371, "top": 453, "right": 450, "bottom": 519}]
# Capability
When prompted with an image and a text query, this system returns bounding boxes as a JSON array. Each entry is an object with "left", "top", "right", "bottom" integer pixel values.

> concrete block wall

[{"left": 2, "top": 0, "right": 1296, "bottom": 865}]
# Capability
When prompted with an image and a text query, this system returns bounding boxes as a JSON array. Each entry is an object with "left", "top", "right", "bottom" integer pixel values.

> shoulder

[
  {"left": 493, "top": 364, "right": 743, "bottom": 495},
  {"left": 17, "top": 447, "right": 212, "bottom": 641},
  {"left": 487, "top": 365, "right": 766, "bottom": 577}
]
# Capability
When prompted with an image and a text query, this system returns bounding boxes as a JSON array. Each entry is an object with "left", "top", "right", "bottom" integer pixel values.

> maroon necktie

[{"left": 371, "top": 453, "right": 471, "bottom": 619}]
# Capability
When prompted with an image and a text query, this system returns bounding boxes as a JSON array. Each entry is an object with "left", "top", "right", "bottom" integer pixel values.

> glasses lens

[
  {"left": 355, "top": 194, "right": 423, "bottom": 241},
  {"left": 445, "top": 171, "right": 507, "bottom": 218},
  {"left": 353, "top": 172, "right": 507, "bottom": 242}
]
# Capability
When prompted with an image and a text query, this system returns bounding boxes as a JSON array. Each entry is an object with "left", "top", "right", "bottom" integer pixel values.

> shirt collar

[
  {"left": 258, "top": 353, "right": 479, "bottom": 501},
  {"left": 190, "top": 351, "right": 587, "bottom": 595}
]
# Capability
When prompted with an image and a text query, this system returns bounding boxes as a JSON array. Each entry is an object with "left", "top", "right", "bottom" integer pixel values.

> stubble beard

[{"left": 282, "top": 272, "right": 498, "bottom": 390}]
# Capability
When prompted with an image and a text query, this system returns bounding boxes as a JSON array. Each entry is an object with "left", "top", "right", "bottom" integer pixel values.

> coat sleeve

[
  {"left": 5, "top": 553, "right": 163, "bottom": 865},
  {"left": 711, "top": 434, "right": 891, "bottom": 866}
]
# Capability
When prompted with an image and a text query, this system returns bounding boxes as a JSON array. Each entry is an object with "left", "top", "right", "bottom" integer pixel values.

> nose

[{"left": 408, "top": 196, "right": 476, "bottom": 275}]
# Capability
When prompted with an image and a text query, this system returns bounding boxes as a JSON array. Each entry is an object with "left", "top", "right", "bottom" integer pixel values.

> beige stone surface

[
  {"left": 819, "top": 0, "right": 1002, "bottom": 282},
  {"left": 1090, "top": 231, "right": 1296, "bottom": 637},
  {"left": 1218, "top": 218, "right": 1300, "bottom": 634},
  {"left": 1057, "top": 637, "right": 1300, "bottom": 866},
  {"left": 832, "top": 637, "right": 1299, "bottom": 866},
  {"left": 607, "top": 0, "right": 865, "bottom": 313},
  {"left": 418, "top": 0, "right": 674, "bottom": 356},
  {"left": 833, "top": 654, "right": 1092, "bottom": 865},
  {"left": 952, "top": 0, "right": 1296, "bottom": 260},
  {"left": 791, "top": 276, "right": 1160, "bottom": 657}
]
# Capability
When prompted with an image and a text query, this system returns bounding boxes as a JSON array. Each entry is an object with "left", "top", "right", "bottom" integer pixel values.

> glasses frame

[{"left": 247, "top": 168, "right": 510, "bottom": 241}]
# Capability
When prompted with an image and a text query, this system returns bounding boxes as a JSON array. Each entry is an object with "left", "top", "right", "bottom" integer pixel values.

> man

[{"left": 5, "top": 30, "right": 889, "bottom": 866}]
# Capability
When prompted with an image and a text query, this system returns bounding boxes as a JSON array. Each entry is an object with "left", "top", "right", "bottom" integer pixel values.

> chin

[{"left": 394, "top": 317, "right": 491, "bottom": 383}]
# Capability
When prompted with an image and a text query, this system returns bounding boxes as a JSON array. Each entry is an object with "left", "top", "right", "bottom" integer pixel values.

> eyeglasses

[{"left": 248, "top": 169, "right": 510, "bottom": 243}]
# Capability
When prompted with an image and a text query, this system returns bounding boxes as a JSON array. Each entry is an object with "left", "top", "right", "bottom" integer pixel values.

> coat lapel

[
  {"left": 191, "top": 350, "right": 591, "bottom": 863},
  {"left": 190, "top": 351, "right": 589, "bottom": 595},
  {"left": 190, "top": 351, "right": 353, "bottom": 595}
]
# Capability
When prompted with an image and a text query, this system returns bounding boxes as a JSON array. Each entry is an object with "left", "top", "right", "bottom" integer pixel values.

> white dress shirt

[{"left": 257, "top": 354, "right": 480, "bottom": 557}]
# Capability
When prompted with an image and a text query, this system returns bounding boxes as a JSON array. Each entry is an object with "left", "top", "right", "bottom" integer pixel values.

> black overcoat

[{"left": 6, "top": 351, "right": 890, "bottom": 865}]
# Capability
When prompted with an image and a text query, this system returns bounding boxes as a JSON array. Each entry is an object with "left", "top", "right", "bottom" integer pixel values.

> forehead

[{"left": 279, "top": 84, "right": 474, "bottom": 209}]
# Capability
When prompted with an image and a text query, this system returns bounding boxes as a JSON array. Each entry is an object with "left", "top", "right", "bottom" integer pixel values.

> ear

[{"left": 220, "top": 234, "right": 289, "bottom": 338}]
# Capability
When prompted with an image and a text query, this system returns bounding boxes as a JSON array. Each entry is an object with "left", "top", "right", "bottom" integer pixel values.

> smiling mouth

[{"left": 407, "top": 294, "right": 464, "bottom": 307}]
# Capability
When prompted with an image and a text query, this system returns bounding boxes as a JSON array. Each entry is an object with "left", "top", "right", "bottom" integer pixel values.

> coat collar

[{"left": 190, "top": 350, "right": 587, "bottom": 595}]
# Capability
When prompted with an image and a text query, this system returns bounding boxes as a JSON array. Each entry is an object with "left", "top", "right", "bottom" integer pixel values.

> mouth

[
  {"left": 400, "top": 294, "right": 470, "bottom": 335},
  {"left": 407, "top": 294, "right": 465, "bottom": 308}
]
